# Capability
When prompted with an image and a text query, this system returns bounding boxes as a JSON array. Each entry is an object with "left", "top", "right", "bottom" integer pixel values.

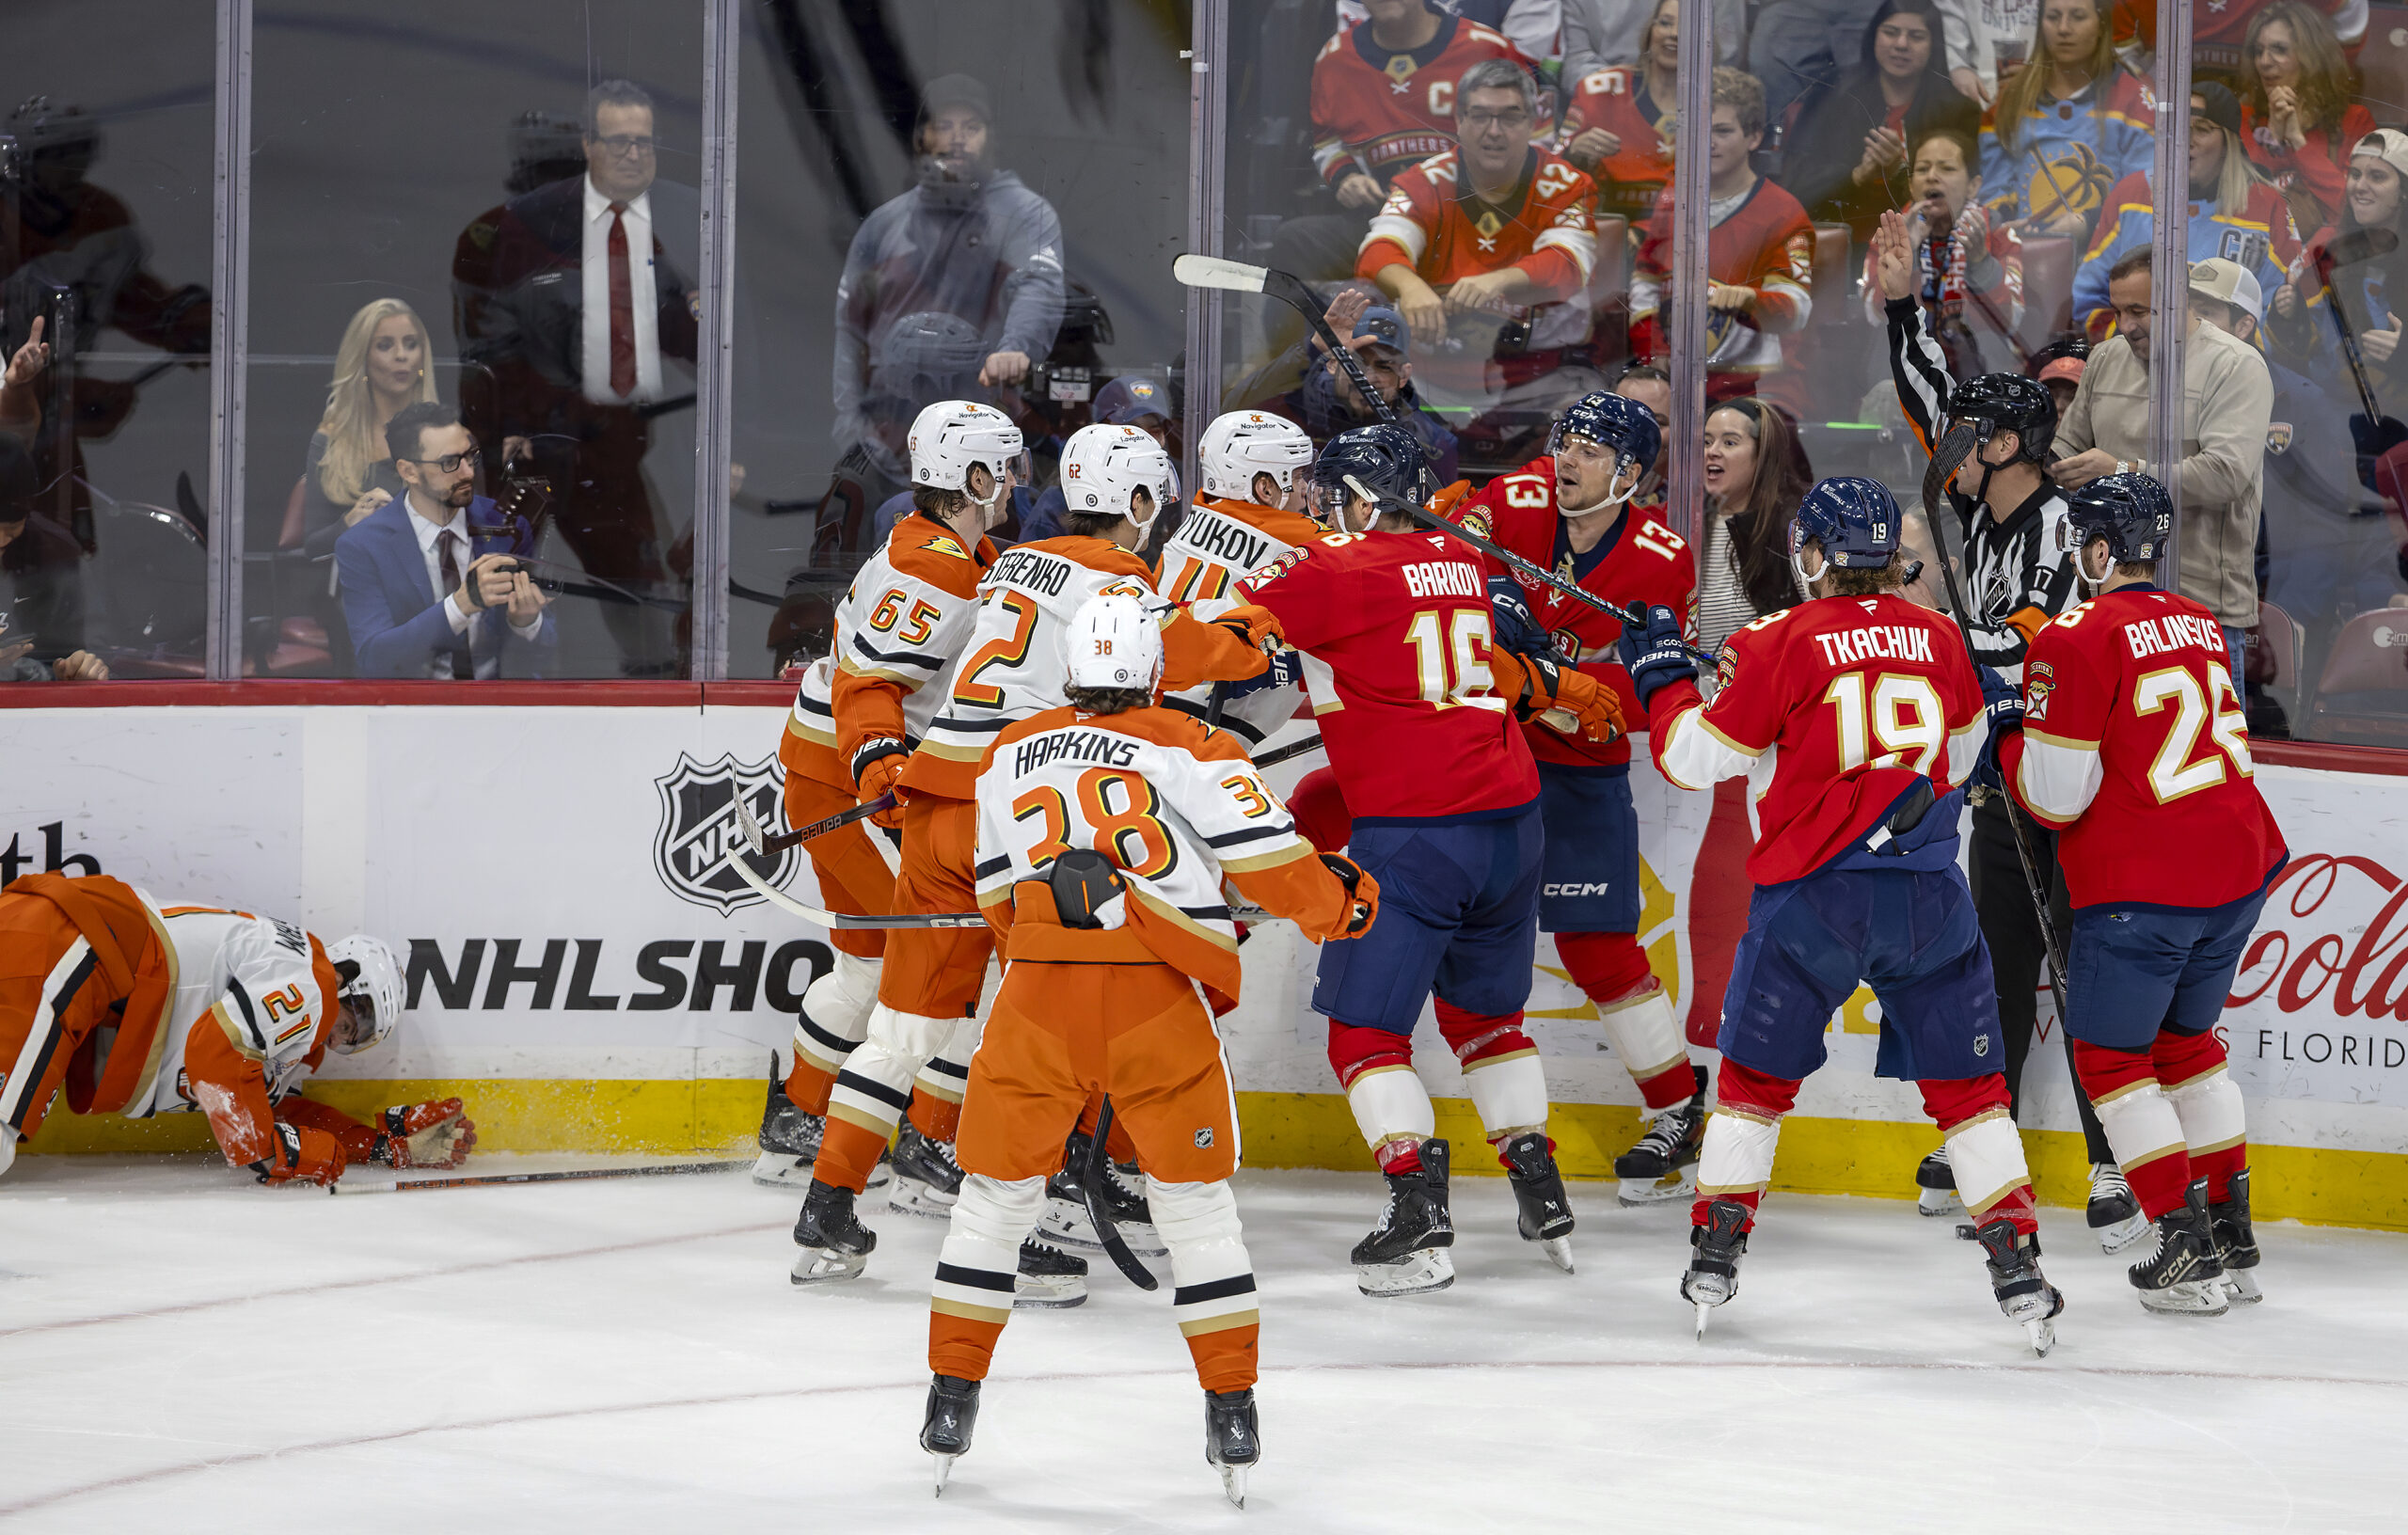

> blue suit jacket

[{"left": 334, "top": 495, "right": 557, "bottom": 678}]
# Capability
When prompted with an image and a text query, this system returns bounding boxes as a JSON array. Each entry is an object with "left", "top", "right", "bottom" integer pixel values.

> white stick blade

[
  {"left": 733, "top": 787, "right": 770, "bottom": 855},
  {"left": 1173, "top": 253, "right": 1269, "bottom": 293}
]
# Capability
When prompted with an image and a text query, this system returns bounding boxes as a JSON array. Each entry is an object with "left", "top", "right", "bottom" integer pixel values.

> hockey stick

[
  {"left": 1174, "top": 255, "right": 1402, "bottom": 430},
  {"left": 1248, "top": 731, "right": 1323, "bottom": 770},
  {"left": 330, "top": 1159, "right": 750, "bottom": 1195},
  {"left": 727, "top": 852, "right": 989, "bottom": 928},
  {"left": 1084, "top": 1096, "right": 1160, "bottom": 1290},
  {"left": 734, "top": 783, "right": 895, "bottom": 855}
]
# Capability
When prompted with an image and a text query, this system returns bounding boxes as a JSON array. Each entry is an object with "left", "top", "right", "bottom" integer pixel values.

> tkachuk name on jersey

[
  {"left": 1402, "top": 560, "right": 1484, "bottom": 600},
  {"left": 2122, "top": 613, "right": 2227, "bottom": 660},
  {"left": 1179, "top": 511, "right": 1274, "bottom": 572},
  {"left": 1812, "top": 625, "right": 1938, "bottom": 667},
  {"left": 989, "top": 547, "right": 1074, "bottom": 597},
  {"left": 1010, "top": 728, "right": 1145, "bottom": 777}
]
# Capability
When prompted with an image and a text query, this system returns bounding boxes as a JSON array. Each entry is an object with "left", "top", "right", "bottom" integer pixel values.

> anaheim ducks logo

[
  {"left": 2023, "top": 144, "right": 2115, "bottom": 223},
  {"left": 923, "top": 533, "right": 970, "bottom": 559}
]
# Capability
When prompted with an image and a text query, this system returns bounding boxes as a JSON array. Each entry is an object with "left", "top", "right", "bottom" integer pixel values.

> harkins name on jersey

[
  {"left": 990, "top": 546, "right": 1073, "bottom": 596},
  {"left": 1010, "top": 728, "right": 1144, "bottom": 776},
  {"left": 1402, "top": 559, "right": 1483, "bottom": 600},
  {"left": 1812, "top": 624, "right": 1937, "bottom": 667}
]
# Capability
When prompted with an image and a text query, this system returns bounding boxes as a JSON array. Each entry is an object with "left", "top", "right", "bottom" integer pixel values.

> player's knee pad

[
  {"left": 865, "top": 1003, "right": 958, "bottom": 1064},
  {"left": 936, "top": 1175, "right": 1046, "bottom": 1316},
  {"left": 1330, "top": 1021, "right": 1434, "bottom": 1164},
  {"left": 949, "top": 1171, "right": 1047, "bottom": 1245},
  {"left": 2083, "top": 1068, "right": 2189, "bottom": 1187},
  {"left": 1450, "top": 1024, "right": 1547, "bottom": 1141},
  {"left": 1326, "top": 1019, "right": 1414, "bottom": 1088},
  {"left": 2161, "top": 1055, "right": 2246, "bottom": 1157},
  {"left": 914, "top": 1014, "right": 981, "bottom": 1102},
  {"left": 1938, "top": 1109, "right": 2031, "bottom": 1220},
  {"left": 805, "top": 950, "right": 883, "bottom": 1030},
  {"left": 1696, "top": 1109, "right": 1782, "bottom": 1200},
  {"left": 1554, "top": 929, "right": 1656, "bottom": 1006},
  {"left": 1915, "top": 1072, "right": 2011, "bottom": 1131},
  {"left": 1149, "top": 1178, "right": 1246, "bottom": 1267},
  {"left": 1713, "top": 1058, "right": 1803, "bottom": 1120}
]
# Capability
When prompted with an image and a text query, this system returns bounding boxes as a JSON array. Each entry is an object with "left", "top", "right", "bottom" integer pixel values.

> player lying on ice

[
  {"left": 918, "top": 592, "right": 1378, "bottom": 1506},
  {"left": 0, "top": 873, "right": 467, "bottom": 1186},
  {"left": 1986, "top": 472, "right": 2283, "bottom": 1316},
  {"left": 1617, "top": 475, "right": 2065, "bottom": 1353},
  {"left": 1236, "top": 423, "right": 1627, "bottom": 1296}
]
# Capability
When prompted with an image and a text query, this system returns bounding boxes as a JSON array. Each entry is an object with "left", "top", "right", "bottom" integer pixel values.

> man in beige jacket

[{"left": 2051, "top": 247, "right": 2273, "bottom": 684}]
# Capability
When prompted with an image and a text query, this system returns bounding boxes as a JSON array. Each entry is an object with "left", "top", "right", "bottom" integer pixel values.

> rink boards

[{"left": 9, "top": 691, "right": 2407, "bottom": 1230}]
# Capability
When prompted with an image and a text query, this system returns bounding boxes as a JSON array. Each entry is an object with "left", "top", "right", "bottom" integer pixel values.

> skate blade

[
  {"left": 888, "top": 1176, "right": 960, "bottom": 1219},
  {"left": 1217, "top": 1461, "right": 1249, "bottom": 1509},
  {"left": 1539, "top": 1235, "right": 1576, "bottom": 1274},
  {"left": 2223, "top": 1270, "right": 2264, "bottom": 1305},
  {"left": 788, "top": 1247, "right": 869, "bottom": 1286},
  {"left": 1038, "top": 1198, "right": 1106, "bottom": 1252},
  {"left": 2025, "top": 1315, "right": 2056, "bottom": 1356},
  {"left": 2094, "top": 1210, "right": 2151, "bottom": 1254},
  {"left": 751, "top": 1151, "right": 815, "bottom": 1188},
  {"left": 931, "top": 1452, "right": 955, "bottom": 1497},
  {"left": 1013, "top": 1274, "right": 1089, "bottom": 1308},
  {"left": 2137, "top": 1281, "right": 2230, "bottom": 1318},
  {"left": 1355, "top": 1246, "right": 1455, "bottom": 1297},
  {"left": 1617, "top": 1169, "right": 1695, "bottom": 1207},
  {"left": 1917, "top": 1188, "right": 1963, "bottom": 1217},
  {"left": 1694, "top": 1300, "right": 1713, "bottom": 1340}
]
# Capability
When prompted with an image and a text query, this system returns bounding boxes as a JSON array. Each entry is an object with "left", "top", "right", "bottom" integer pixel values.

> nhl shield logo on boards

[{"left": 651, "top": 752, "right": 797, "bottom": 912}]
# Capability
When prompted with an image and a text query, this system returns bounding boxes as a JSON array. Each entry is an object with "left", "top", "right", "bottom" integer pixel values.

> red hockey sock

[
  {"left": 1287, "top": 768, "right": 1354, "bottom": 855},
  {"left": 1554, "top": 928, "right": 1656, "bottom": 1004}
]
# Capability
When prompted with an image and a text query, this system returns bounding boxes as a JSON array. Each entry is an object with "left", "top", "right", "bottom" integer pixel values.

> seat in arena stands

[{"left": 2305, "top": 607, "right": 2408, "bottom": 746}]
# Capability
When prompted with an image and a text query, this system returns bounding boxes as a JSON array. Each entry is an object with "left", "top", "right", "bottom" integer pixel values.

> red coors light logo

[{"left": 2229, "top": 854, "right": 2408, "bottom": 1068}]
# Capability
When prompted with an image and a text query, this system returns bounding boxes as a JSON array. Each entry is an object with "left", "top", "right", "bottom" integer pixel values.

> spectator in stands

[
  {"left": 1784, "top": 0, "right": 1976, "bottom": 244},
  {"left": 2268, "top": 130, "right": 2408, "bottom": 415},
  {"left": 1614, "top": 360, "right": 1673, "bottom": 507},
  {"left": 293, "top": 299, "right": 439, "bottom": 562},
  {"left": 1749, "top": 0, "right": 1893, "bottom": 130},
  {"left": 1977, "top": 0, "right": 2154, "bottom": 240},
  {"left": 338, "top": 403, "right": 555, "bottom": 681},
  {"left": 2069, "top": 84, "right": 2300, "bottom": 341},
  {"left": 1696, "top": 396, "right": 1813, "bottom": 655},
  {"left": 1560, "top": 0, "right": 1743, "bottom": 86},
  {"left": 1371, "top": 0, "right": 1562, "bottom": 64},
  {"left": 0, "top": 432, "right": 104, "bottom": 683},
  {"left": 2052, "top": 248, "right": 2273, "bottom": 684},
  {"left": 1858, "top": 124, "right": 2023, "bottom": 373},
  {"left": 1556, "top": 0, "right": 1683, "bottom": 226},
  {"left": 2242, "top": 2, "right": 2375, "bottom": 236},
  {"left": 1632, "top": 69, "right": 1815, "bottom": 403},
  {"left": 2036, "top": 348, "right": 2084, "bottom": 416},
  {"left": 1938, "top": 0, "right": 2036, "bottom": 108},
  {"left": 1357, "top": 56, "right": 1600, "bottom": 452},
  {"left": 0, "top": 318, "right": 48, "bottom": 444}
]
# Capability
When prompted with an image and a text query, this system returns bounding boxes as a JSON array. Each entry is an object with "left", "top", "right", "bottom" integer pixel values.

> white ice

[{"left": 2, "top": 1155, "right": 2402, "bottom": 1533}]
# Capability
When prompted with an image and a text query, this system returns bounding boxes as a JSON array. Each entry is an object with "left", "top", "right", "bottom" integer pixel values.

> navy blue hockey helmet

[
  {"left": 1546, "top": 390, "right": 1661, "bottom": 500},
  {"left": 1790, "top": 475, "right": 1903, "bottom": 581},
  {"left": 1309, "top": 422, "right": 1434, "bottom": 527},
  {"left": 2061, "top": 471, "right": 2173, "bottom": 573}
]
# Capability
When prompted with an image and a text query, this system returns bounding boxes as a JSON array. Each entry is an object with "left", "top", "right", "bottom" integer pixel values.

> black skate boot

[
  {"left": 2086, "top": 1163, "right": 2149, "bottom": 1254},
  {"left": 1352, "top": 1138, "right": 1455, "bottom": 1297},
  {"left": 1973, "top": 1218, "right": 2065, "bottom": 1356},
  {"left": 1615, "top": 1066, "right": 1708, "bottom": 1207},
  {"left": 752, "top": 1056, "right": 824, "bottom": 1188},
  {"left": 791, "top": 1179, "right": 877, "bottom": 1285},
  {"left": 1914, "top": 1146, "right": 1960, "bottom": 1216},
  {"left": 1500, "top": 1131, "right": 1576, "bottom": 1273},
  {"left": 887, "top": 1123, "right": 964, "bottom": 1219},
  {"left": 2210, "top": 1167, "right": 2262, "bottom": 1305},
  {"left": 1039, "top": 1131, "right": 1166, "bottom": 1254},
  {"left": 1204, "top": 1387, "right": 1261, "bottom": 1509},
  {"left": 1680, "top": 1198, "right": 1751, "bottom": 1338},
  {"left": 1013, "top": 1235, "right": 1089, "bottom": 1308},
  {"left": 921, "top": 1372, "right": 980, "bottom": 1495},
  {"left": 2129, "top": 1178, "right": 2228, "bottom": 1318}
]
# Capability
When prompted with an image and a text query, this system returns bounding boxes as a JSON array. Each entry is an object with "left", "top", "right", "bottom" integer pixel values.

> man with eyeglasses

[
  {"left": 336, "top": 402, "right": 553, "bottom": 679},
  {"left": 464, "top": 78, "right": 697, "bottom": 676}
]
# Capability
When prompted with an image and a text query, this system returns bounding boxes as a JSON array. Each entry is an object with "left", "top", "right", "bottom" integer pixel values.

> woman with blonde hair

[
  {"left": 1975, "top": 0, "right": 2154, "bottom": 239},
  {"left": 292, "top": 298, "right": 437, "bottom": 557}
]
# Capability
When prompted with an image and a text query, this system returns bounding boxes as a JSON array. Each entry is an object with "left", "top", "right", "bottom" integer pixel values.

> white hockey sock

[
  {"left": 1695, "top": 1108, "right": 1781, "bottom": 1199},
  {"left": 1345, "top": 1064, "right": 1436, "bottom": 1163},
  {"left": 793, "top": 954, "right": 882, "bottom": 1077},
  {"left": 932, "top": 1173, "right": 1045, "bottom": 1323},
  {"left": 1941, "top": 1109, "right": 2033, "bottom": 1219},
  {"left": 914, "top": 1013, "right": 983, "bottom": 1111},
  {"left": 1596, "top": 988, "right": 1690, "bottom": 1104},
  {"left": 2091, "top": 1079, "right": 2189, "bottom": 1182},
  {"left": 829, "top": 1005, "right": 957, "bottom": 1134},
  {"left": 1150, "top": 1177, "right": 1259, "bottom": 1337},
  {"left": 2164, "top": 1066, "right": 2247, "bottom": 1157},
  {"left": 1463, "top": 1052, "right": 1549, "bottom": 1142}
]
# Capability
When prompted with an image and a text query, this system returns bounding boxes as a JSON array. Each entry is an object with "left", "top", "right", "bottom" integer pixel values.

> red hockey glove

[{"left": 372, "top": 1099, "right": 479, "bottom": 1170}]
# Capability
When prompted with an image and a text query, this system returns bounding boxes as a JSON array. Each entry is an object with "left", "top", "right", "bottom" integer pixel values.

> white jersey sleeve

[
  {"left": 793, "top": 524, "right": 990, "bottom": 752},
  {"left": 1155, "top": 501, "right": 1317, "bottom": 745},
  {"left": 135, "top": 909, "right": 333, "bottom": 1118}
]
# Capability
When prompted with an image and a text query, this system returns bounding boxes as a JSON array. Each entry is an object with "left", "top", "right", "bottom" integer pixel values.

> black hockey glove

[
  {"left": 1971, "top": 664, "right": 2025, "bottom": 795},
  {"left": 1486, "top": 574, "right": 1554, "bottom": 662},
  {"left": 1615, "top": 603, "right": 1697, "bottom": 709}
]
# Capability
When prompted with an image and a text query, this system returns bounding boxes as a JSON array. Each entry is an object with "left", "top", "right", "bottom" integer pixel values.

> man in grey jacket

[{"left": 2052, "top": 247, "right": 2273, "bottom": 685}]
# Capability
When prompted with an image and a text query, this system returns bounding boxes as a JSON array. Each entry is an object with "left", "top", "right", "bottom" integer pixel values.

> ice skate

[
  {"left": 1615, "top": 1068, "right": 1708, "bottom": 1207},
  {"left": 921, "top": 1372, "right": 980, "bottom": 1495},
  {"left": 1914, "top": 1146, "right": 1960, "bottom": 1216},
  {"left": 1681, "top": 1199, "right": 1751, "bottom": 1337},
  {"left": 2086, "top": 1163, "right": 2149, "bottom": 1254},
  {"left": 1013, "top": 1235, "right": 1089, "bottom": 1307},
  {"left": 2128, "top": 1179, "right": 2228, "bottom": 1317},
  {"left": 790, "top": 1179, "right": 877, "bottom": 1285},
  {"left": 751, "top": 1060, "right": 824, "bottom": 1187},
  {"left": 1038, "top": 1132, "right": 1167, "bottom": 1255},
  {"left": 887, "top": 1123, "right": 964, "bottom": 1218},
  {"left": 1972, "top": 1218, "right": 2065, "bottom": 1356},
  {"left": 2210, "top": 1167, "right": 2262, "bottom": 1304},
  {"left": 1353, "top": 1138, "right": 1455, "bottom": 1297},
  {"left": 1500, "top": 1131, "right": 1576, "bottom": 1272},
  {"left": 1204, "top": 1386, "right": 1260, "bottom": 1509}
]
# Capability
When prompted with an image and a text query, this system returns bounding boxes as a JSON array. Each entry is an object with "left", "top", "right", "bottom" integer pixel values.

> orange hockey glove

[
  {"left": 1316, "top": 853, "right": 1381, "bottom": 941},
  {"left": 1211, "top": 604, "right": 1285, "bottom": 652},
  {"left": 852, "top": 738, "right": 911, "bottom": 828},
  {"left": 1490, "top": 648, "right": 1624, "bottom": 743},
  {"left": 251, "top": 1121, "right": 347, "bottom": 1187},
  {"left": 372, "top": 1099, "right": 479, "bottom": 1170}
]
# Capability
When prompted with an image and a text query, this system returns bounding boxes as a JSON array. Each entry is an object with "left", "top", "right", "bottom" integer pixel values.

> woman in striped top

[{"left": 1696, "top": 397, "right": 1812, "bottom": 659}]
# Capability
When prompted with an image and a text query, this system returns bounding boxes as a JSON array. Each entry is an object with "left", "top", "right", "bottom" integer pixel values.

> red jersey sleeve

[{"left": 1357, "top": 163, "right": 1443, "bottom": 277}]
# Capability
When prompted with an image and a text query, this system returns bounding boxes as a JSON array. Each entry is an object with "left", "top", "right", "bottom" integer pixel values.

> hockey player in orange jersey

[
  {"left": 0, "top": 873, "right": 464, "bottom": 1185},
  {"left": 791, "top": 421, "right": 1279, "bottom": 1291},
  {"left": 918, "top": 592, "right": 1377, "bottom": 1506}
]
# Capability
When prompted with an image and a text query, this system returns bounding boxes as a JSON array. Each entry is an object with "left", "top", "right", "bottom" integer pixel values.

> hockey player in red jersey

[
  {"left": 1238, "top": 424, "right": 1625, "bottom": 1293},
  {"left": 1622, "top": 477, "right": 2064, "bottom": 1353},
  {"left": 1990, "top": 474, "right": 2286, "bottom": 1316},
  {"left": 1447, "top": 391, "right": 1714, "bottom": 1205}
]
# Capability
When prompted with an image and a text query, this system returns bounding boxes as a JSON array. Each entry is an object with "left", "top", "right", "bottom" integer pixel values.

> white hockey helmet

[
  {"left": 1198, "top": 411, "right": 1314, "bottom": 502},
  {"left": 908, "top": 400, "right": 1025, "bottom": 493},
  {"left": 325, "top": 934, "right": 404, "bottom": 1054},
  {"left": 1066, "top": 592, "right": 1165, "bottom": 694},
  {"left": 1059, "top": 423, "right": 1179, "bottom": 533}
]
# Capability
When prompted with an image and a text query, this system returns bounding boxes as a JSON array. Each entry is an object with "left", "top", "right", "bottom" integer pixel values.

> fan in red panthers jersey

[
  {"left": 1991, "top": 473, "right": 2286, "bottom": 1318},
  {"left": 1238, "top": 423, "right": 1623, "bottom": 1296},
  {"left": 1622, "top": 475, "right": 2065, "bottom": 1353}
]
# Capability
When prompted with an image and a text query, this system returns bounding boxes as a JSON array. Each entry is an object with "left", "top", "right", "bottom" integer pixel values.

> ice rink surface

[{"left": 2, "top": 1155, "right": 2401, "bottom": 1534}]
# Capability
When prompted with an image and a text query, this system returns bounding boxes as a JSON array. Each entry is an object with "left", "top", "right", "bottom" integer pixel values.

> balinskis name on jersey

[{"left": 2115, "top": 610, "right": 2227, "bottom": 662}]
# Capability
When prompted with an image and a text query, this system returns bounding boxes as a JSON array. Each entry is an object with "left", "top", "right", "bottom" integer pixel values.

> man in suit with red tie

[{"left": 462, "top": 79, "right": 697, "bottom": 675}]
